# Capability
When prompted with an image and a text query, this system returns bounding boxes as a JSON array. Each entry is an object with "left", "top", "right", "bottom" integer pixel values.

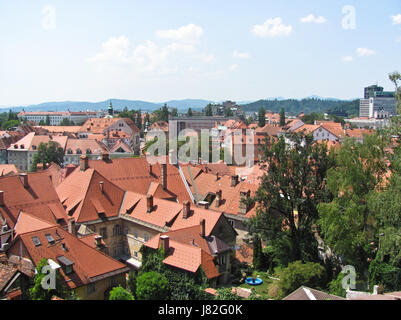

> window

[
  {"left": 228, "top": 219, "right": 235, "bottom": 228},
  {"left": 134, "top": 251, "right": 138, "bottom": 258},
  {"left": 67, "top": 149, "right": 73, "bottom": 154},
  {"left": 65, "top": 264, "right": 73, "bottom": 275},
  {"left": 32, "top": 236, "right": 41, "bottom": 246},
  {"left": 220, "top": 254, "right": 227, "bottom": 265},
  {"left": 144, "top": 234, "right": 149, "bottom": 242},
  {"left": 76, "top": 149, "right": 82, "bottom": 154},
  {"left": 45, "top": 233, "right": 55, "bottom": 244},
  {"left": 86, "top": 149, "right": 92, "bottom": 155}
]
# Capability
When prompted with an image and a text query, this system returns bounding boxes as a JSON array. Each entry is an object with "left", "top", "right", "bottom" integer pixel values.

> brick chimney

[
  {"left": 159, "top": 235, "right": 169, "bottom": 252},
  {"left": 216, "top": 172, "right": 219, "bottom": 181},
  {"left": 215, "top": 190, "right": 222, "bottom": 208},
  {"left": 161, "top": 163, "right": 167, "bottom": 190},
  {"left": 183, "top": 201, "right": 190, "bottom": 219},
  {"left": 101, "top": 152, "right": 109, "bottom": 161},
  {"left": 200, "top": 219, "right": 206, "bottom": 238},
  {"left": 147, "top": 194, "right": 154, "bottom": 213},
  {"left": 0, "top": 191, "right": 4, "bottom": 206},
  {"left": 149, "top": 164, "right": 153, "bottom": 176},
  {"left": 239, "top": 189, "right": 250, "bottom": 214},
  {"left": 231, "top": 175, "right": 239, "bottom": 187},
  {"left": 68, "top": 218, "right": 77, "bottom": 236},
  {"left": 19, "top": 173, "right": 28, "bottom": 188},
  {"left": 80, "top": 155, "right": 88, "bottom": 171}
]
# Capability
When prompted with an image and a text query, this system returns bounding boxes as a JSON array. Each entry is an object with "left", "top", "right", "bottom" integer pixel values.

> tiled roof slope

[
  {"left": 13, "top": 223, "right": 128, "bottom": 289},
  {"left": 0, "top": 172, "right": 68, "bottom": 229},
  {"left": 56, "top": 168, "right": 125, "bottom": 223},
  {"left": 85, "top": 157, "right": 192, "bottom": 203}
]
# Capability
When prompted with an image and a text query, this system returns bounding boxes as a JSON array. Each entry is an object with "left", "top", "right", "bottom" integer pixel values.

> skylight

[{"left": 32, "top": 236, "right": 41, "bottom": 246}]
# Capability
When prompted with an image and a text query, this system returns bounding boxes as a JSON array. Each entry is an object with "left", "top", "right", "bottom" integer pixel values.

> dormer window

[
  {"left": 86, "top": 149, "right": 92, "bottom": 154},
  {"left": 76, "top": 149, "right": 82, "bottom": 154},
  {"left": 45, "top": 233, "right": 55, "bottom": 244},
  {"left": 32, "top": 236, "right": 41, "bottom": 246},
  {"left": 67, "top": 149, "right": 73, "bottom": 154},
  {"left": 56, "top": 255, "right": 74, "bottom": 275}
]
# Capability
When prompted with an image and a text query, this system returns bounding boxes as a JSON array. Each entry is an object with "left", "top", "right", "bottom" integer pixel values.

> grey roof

[
  {"left": 56, "top": 255, "right": 74, "bottom": 266},
  {"left": 206, "top": 235, "right": 231, "bottom": 255},
  {"left": 283, "top": 286, "right": 346, "bottom": 301}
]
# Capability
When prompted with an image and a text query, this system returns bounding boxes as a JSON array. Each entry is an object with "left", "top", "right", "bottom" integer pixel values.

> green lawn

[{"left": 238, "top": 272, "right": 277, "bottom": 299}]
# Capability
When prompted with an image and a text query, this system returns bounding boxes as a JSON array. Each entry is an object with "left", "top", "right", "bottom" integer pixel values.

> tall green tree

[
  {"left": 171, "top": 108, "right": 178, "bottom": 117},
  {"left": 30, "top": 141, "right": 64, "bottom": 171},
  {"left": 258, "top": 106, "right": 265, "bottom": 127},
  {"left": 279, "top": 108, "right": 286, "bottom": 126},
  {"left": 249, "top": 133, "right": 334, "bottom": 266},
  {"left": 45, "top": 115, "right": 51, "bottom": 125},
  {"left": 318, "top": 133, "right": 389, "bottom": 274},
  {"left": 187, "top": 107, "right": 193, "bottom": 117},
  {"left": 204, "top": 104, "right": 213, "bottom": 116}
]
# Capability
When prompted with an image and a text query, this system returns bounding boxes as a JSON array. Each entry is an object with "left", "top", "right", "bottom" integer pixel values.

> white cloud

[
  {"left": 391, "top": 14, "right": 401, "bottom": 25},
  {"left": 87, "top": 36, "right": 131, "bottom": 64},
  {"left": 156, "top": 24, "right": 203, "bottom": 43},
  {"left": 196, "top": 53, "right": 216, "bottom": 63},
  {"left": 300, "top": 14, "right": 327, "bottom": 24},
  {"left": 229, "top": 64, "right": 239, "bottom": 71},
  {"left": 252, "top": 18, "right": 293, "bottom": 37},
  {"left": 342, "top": 56, "right": 354, "bottom": 62},
  {"left": 356, "top": 48, "right": 376, "bottom": 57},
  {"left": 233, "top": 50, "right": 249, "bottom": 59},
  {"left": 42, "top": 5, "right": 56, "bottom": 30}
]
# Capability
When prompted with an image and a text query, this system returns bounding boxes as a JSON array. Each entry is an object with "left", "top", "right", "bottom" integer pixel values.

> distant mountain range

[{"left": 2, "top": 96, "right": 359, "bottom": 116}]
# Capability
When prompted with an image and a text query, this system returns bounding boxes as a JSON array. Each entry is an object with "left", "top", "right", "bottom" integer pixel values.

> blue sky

[{"left": 0, "top": 0, "right": 400, "bottom": 106}]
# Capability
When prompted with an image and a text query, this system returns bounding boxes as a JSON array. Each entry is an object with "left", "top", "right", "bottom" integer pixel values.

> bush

[
  {"left": 215, "top": 288, "right": 240, "bottom": 300},
  {"left": 109, "top": 286, "right": 134, "bottom": 300},
  {"left": 328, "top": 272, "right": 346, "bottom": 298},
  {"left": 136, "top": 271, "right": 170, "bottom": 300},
  {"left": 278, "top": 261, "right": 327, "bottom": 298}
]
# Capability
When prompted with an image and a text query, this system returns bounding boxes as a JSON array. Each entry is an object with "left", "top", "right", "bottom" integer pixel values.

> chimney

[
  {"left": 19, "top": 173, "right": 28, "bottom": 188},
  {"left": 183, "top": 201, "right": 190, "bottom": 219},
  {"left": 147, "top": 194, "right": 154, "bottom": 213},
  {"left": 216, "top": 172, "right": 219, "bottom": 181},
  {"left": 149, "top": 164, "right": 153, "bottom": 176},
  {"left": 94, "top": 235, "right": 102, "bottom": 248},
  {"left": 101, "top": 152, "right": 109, "bottom": 161},
  {"left": 161, "top": 163, "right": 167, "bottom": 190},
  {"left": 68, "top": 218, "right": 77, "bottom": 236},
  {"left": 239, "top": 189, "right": 250, "bottom": 214},
  {"left": 99, "top": 181, "right": 104, "bottom": 193},
  {"left": 80, "top": 155, "right": 88, "bottom": 171},
  {"left": 200, "top": 219, "right": 206, "bottom": 238},
  {"left": 0, "top": 191, "right": 4, "bottom": 206},
  {"left": 215, "top": 190, "right": 222, "bottom": 208},
  {"left": 231, "top": 175, "right": 239, "bottom": 187},
  {"left": 159, "top": 235, "right": 169, "bottom": 252}
]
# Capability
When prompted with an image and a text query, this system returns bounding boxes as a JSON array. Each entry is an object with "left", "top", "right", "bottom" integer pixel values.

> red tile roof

[
  {"left": 56, "top": 168, "right": 125, "bottom": 223},
  {"left": 0, "top": 172, "right": 69, "bottom": 229}
]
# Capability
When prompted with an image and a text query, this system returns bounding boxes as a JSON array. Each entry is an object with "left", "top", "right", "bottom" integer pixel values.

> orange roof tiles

[
  {"left": 0, "top": 164, "right": 18, "bottom": 176},
  {"left": 65, "top": 139, "right": 106, "bottom": 155},
  {"left": 14, "top": 225, "right": 128, "bottom": 289},
  {"left": 0, "top": 172, "right": 68, "bottom": 229},
  {"left": 56, "top": 168, "right": 125, "bottom": 223}
]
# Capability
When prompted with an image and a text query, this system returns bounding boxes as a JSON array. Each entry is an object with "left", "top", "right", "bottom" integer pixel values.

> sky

[{"left": 0, "top": 0, "right": 400, "bottom": 106}]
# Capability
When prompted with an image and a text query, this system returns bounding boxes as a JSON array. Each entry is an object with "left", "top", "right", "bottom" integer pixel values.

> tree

[
  {"left": 30, "top": 141, "right": 64, "bottom": 171},
  {"left": 29, "top": 258, "right": 68, "bottom": 300},
  {"left": 278, "top": 260, "right": 327, "bottom": 298},
  {"left": 38, "top": 120, "right": 46, "bottom": 126},
  {"left": 258, "top": 106, "right": 265, "bottom": 127},
  {"left": 161, "top": 104, "right": 169, "bottom": 121},
  {"left": 45, "top": 115, "right": 50, "bottom": 125},
  {"left": 2, "top": 119, "right": 19, "bottom": 130},
  {"left": 204, "top": 104, "right": 213, "bottom": 116},
  {"left": 249, "top": 133, "right": 334, "bottom": 266},
  {"left": 389, "top": 71, "right": 401, "bottom": 115},
  {"left": 136, "top": 271, "right": 170, "bottom": 300},
  {"left": 171, "top": 108, "right": 178, "bottom": 117},
  {"left": 187, "top": 108, "right": 193, "bottom": 117},
  {"left": 279, "top": 108, "right": 286, "bottom": 126},
  {"left": 224, "top": 108, "right": 234, "bottom": 117},
  {"left": 127, "top": 271, "right": 138, "bottom": 298},
  {"left": 318, "top": 133, "right": 389, "bottom": 274},
  {"left": 109, "top": 285, "right": 135, "bottom": 300}
]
